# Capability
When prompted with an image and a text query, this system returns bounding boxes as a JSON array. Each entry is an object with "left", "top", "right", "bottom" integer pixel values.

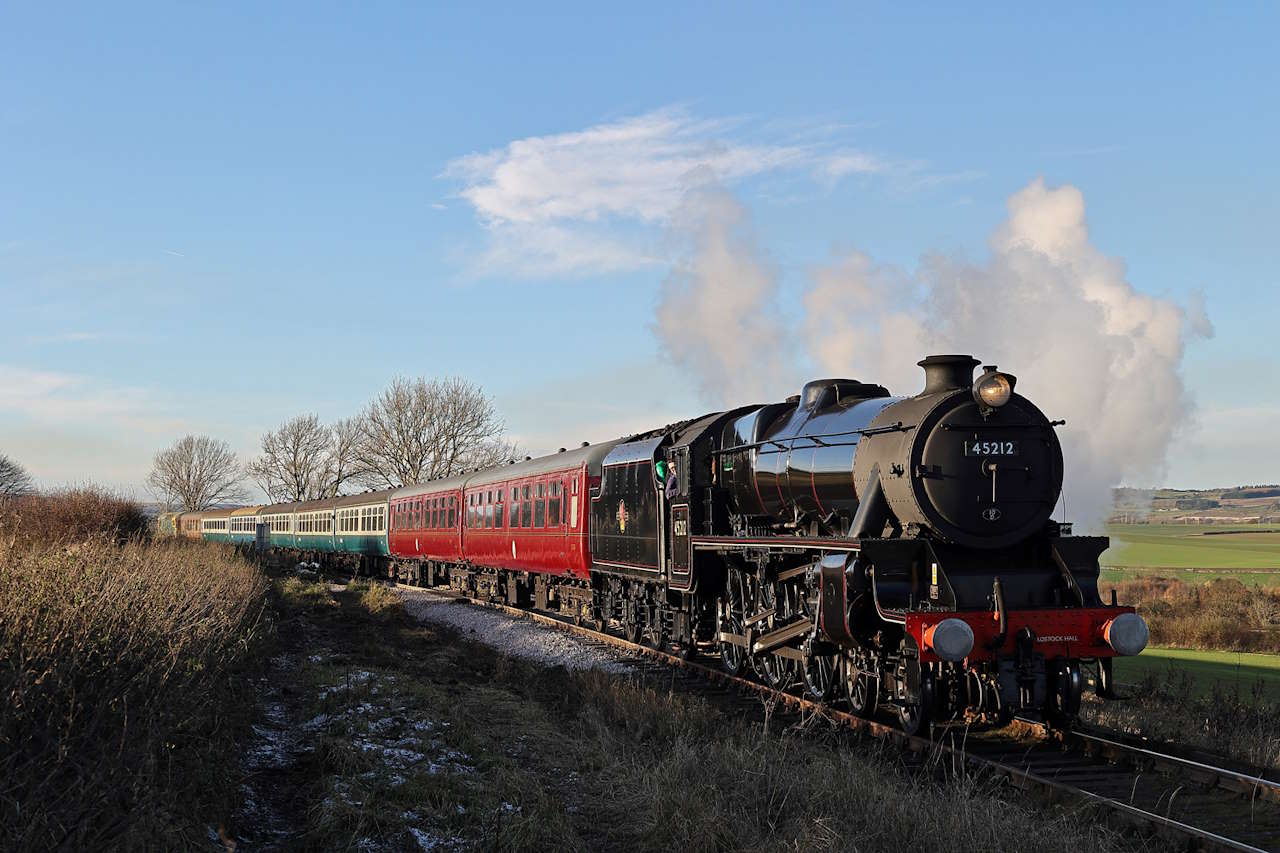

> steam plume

[
  {"left": 654, "top": 183, "right": 796, "bottom": 405},
  {"left": 659, "top": 177, "right": 1211, "bottom": 529}
]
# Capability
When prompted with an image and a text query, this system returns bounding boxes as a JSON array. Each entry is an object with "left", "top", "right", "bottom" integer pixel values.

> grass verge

[
  {"left": 1083, "top": 662, "right": 1280, "bottom": 770},
  {"left": 1115, "top": 646, "right": 1280, "bottom": 700},
  {"left": 274, "top": 581, "right": 1143, "bottom": 853}
]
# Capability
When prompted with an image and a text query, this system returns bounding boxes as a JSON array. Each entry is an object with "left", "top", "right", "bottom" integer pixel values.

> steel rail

[
  {"left": 398, "top": 583, "right": 1275, "bottom": 853},
  {"left": 1069, "top": 729, "right": 1280, "bottom": 806}
]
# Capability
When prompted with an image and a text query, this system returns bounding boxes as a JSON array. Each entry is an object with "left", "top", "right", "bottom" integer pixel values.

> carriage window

[
  {"left": 494, "top": 489, "right": 504, "bottom": 528},
  {"left": 534, "top": 483, "right": 546, "bottom": 527},
  {"left": 521, "top": 485, "right": 532, "bottom": 528},
  {"left": 548, "top": 481, "right": 562, "bottom": 526},
  {"left": 485, "top": 499, "right": 494, "bottom": 528},
  {"left": 448, "top": 496, "right": 456, "bottom": 527},
  {"left": 509, "top": 487, "right": 520, "bottom": 528}
]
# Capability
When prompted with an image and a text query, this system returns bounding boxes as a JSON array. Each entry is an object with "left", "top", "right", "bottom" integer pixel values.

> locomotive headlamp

[{"left": 973, "top": 368, "right": 1014, "bottom": 410}]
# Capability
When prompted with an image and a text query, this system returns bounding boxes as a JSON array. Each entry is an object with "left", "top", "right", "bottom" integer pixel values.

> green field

[
  {"left": 1099, "top": 566, "right": 1280, "bottom": 588},
  {"left": 1114, "top": 647, "right": 1280, "bottom": 700},
  {"left": 1102, "top": 523, "right": 1280, "bottom": 571}
]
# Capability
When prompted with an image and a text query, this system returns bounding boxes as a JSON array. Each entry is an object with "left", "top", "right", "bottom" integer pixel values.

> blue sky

[{"left": 2, "top": 2, "right": 1277, "bottom": 495}]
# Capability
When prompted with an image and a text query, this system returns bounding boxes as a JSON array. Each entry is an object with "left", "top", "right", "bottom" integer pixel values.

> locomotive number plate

[{"left": 964, "top": 440, "right": 1019, "bottom": 456}]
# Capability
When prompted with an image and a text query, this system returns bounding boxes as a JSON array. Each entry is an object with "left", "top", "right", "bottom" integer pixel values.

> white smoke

[
  {"left": 660, "top": 177, "right": 1212, "bottom": 530},
  {"left": 654, "top": 182, "right": 798, "bottom": 405}
]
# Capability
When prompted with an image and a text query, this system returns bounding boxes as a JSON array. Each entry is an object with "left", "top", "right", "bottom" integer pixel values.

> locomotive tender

[{"left": 172, "top": 354, "right": 1147, "bottom": 734}]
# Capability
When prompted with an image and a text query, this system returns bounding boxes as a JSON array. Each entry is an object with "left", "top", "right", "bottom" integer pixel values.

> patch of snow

[
  {"left": 397, "top": 589, "right": 632, "bottom": 673},
  {"left": 353, "top": 738, "right": 427, "bottom": 766},
  {"left": 408, "top": 827, "right": 447, "bottom": 851},
  {"left": 317, "top": 670, "right": 374, "bottom": 698},
  {"left": 302, "top": 713, "right": 331, "bottom": 731}
]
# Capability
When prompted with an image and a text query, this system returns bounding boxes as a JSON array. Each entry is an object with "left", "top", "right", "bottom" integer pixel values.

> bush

[
  {"left": 1104, "top": 576, "right": 1280, "bottom": 653},
  {"left": 0, "top": 485, "right": 150, "bottom": 545},
  {"left": 0, "top": 538, "right": 271, "bottom": 850}
]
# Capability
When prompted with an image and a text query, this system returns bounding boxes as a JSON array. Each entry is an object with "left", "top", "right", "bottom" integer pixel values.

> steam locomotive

[{"left": 169, "top": 354, "right": 1147, "bottom": 734}]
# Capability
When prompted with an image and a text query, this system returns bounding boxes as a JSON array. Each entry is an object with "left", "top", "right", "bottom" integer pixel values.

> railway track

[{"left": 397, "top": 582, "right": 1280, "bottom": 852}]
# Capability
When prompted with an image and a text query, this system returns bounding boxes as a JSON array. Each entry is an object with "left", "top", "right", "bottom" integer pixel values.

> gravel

[{"left": 397, "top": 588, "right": 632, "bottom": 674}]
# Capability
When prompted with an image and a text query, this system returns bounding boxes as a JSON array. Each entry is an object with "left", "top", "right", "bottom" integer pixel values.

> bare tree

[
  {"left": 147, "top": 435, "right": 248, "bottom": 511},
  {"left": 247, "top": 415, "right": 330, "bottom": 503},
  {"left": 247, "top": 415, "right": 363, "bottom": 502},
  {"left": 0, "top": 453, "right": 34, "bottom": 497},
  {"left": 354, "top": 377, "right": 509, "bottom": 488},
  {"left": 460, "top": 436, "right": 523, "bottom": 471},
  {"left": 322, "top": 417, "right": 363, "bottom": 497}
]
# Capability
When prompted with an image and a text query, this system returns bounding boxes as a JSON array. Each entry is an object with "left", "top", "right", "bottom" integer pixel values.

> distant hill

[{"left": 1111, "top": 486, "right": 1280, "bottom": 524}]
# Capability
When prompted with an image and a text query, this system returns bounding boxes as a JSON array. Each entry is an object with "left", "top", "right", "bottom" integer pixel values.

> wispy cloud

[
  {"left": 23, "top": 331, "right": 115, "bottom": 344},
  {"left": 0, "top": 364, "right": 182, "bottom": 434},
  {"left": 443, "top": 107, "right": 948, "bottom": 276}
]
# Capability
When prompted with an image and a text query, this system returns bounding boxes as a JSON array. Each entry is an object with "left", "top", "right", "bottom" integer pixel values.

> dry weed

[{"left": 0, "top": 537, "right": 271, "bottom": 850}]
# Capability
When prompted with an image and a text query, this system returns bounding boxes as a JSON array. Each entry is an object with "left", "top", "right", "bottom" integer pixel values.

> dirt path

[{"left": 225, "top": 646, "right": 313, "bottom": 850}]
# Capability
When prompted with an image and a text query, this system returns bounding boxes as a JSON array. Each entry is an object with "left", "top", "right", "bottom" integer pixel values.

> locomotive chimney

[{"left": 918, "top": 354, "right": 980, "bottom": 395}]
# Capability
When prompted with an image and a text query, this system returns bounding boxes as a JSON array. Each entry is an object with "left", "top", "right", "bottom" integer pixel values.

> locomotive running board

[{"left": 692, "top": 535, "right": 860, "bottom": 552}]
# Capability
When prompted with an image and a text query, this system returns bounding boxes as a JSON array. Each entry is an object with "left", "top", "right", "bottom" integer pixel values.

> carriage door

[
  {"left": 668, "top": 445, "right": 693, "bottom": 590},
  {"left": 670, "top": 504, "right": 692, "bottom": 589}
]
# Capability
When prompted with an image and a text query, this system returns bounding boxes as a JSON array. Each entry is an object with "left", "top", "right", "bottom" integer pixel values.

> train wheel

[
  {"left": 754, "top": 577, "right": 797, "bottom": 689},
  {"left": 802, "top": 642, "right": 837, "bottom": 702},
  {"left": 897, "top": 670, "right": 932, "bottom": 737},
  {"left": 1046, "top": 661, "right": 1082, "bottom": 730},
  {"left": 719, "top": 570, "right": 747, "bottom": 675},
  {"left": 1094, "top": 658, "right": 1115, "bottom": 699},
  {"left": 623, "top": 607, "right": 643, "bottom": 644},
  {"left": 846, "top": 664, "right": 877, "bottom": 718},
  {"left": 642, "top": 620, "right": 668, "bottom": 652}
]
